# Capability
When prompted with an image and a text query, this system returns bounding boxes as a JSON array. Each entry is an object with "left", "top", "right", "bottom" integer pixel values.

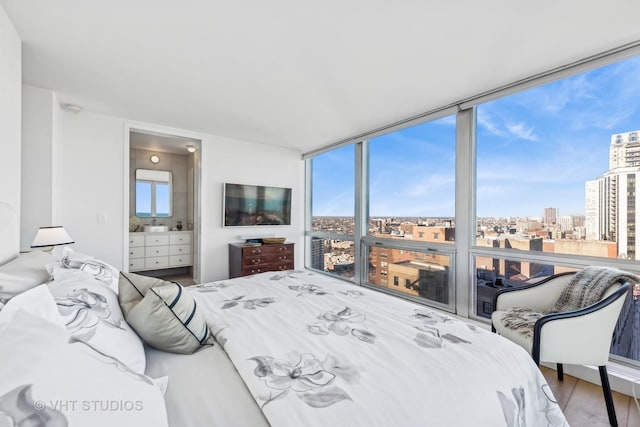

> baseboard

[{"left": 542, "top": 361, "right": 640, "bottom": 398}]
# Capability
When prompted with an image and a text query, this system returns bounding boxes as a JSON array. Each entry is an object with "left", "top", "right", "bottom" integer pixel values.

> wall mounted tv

[{"left": 223, "top": 183, "right": 292, "bottom": 226}]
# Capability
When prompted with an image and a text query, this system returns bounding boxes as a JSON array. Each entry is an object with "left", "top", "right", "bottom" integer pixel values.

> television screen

[{"left": 224, "top": 183, "right": 292, "bottom": 226}]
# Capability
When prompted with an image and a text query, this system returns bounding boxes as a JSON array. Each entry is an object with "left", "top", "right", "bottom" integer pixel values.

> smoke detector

[{"left": 61, "top": 103, "right": 83, "bottom": 114}]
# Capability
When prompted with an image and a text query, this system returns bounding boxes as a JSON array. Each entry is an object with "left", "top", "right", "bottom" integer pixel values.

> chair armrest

[
  {"left": 532, "top": 282, "right": 630, "bottom": 366},
  {"left": 493, "top": 272, "right": 574, "bottom": 312}
]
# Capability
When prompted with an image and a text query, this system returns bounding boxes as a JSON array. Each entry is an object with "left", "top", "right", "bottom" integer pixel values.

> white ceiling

[{"left": 3, "top": 0, "right": 640, "bottom": 154}]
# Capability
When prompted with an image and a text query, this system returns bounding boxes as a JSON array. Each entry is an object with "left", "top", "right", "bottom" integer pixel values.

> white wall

[
  {"left": 56, "top": 110, "right": 127, "bottom": 267},
  {"left": 46, "top": 111, "right": 303, "bottom": 282},
  {"left": 199, "top": 135, "right": 303, "bottom": 281},
  {"left": 0, "top": 5, "right": 21, "bottom": 253},
  {"left": 21, "top": 85, "right": 56, "bottom": 250}
]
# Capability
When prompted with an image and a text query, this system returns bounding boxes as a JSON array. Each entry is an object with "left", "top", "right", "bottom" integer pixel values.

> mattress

[{"left": 145, "top": 344, "right": 269, "bottom": 427}]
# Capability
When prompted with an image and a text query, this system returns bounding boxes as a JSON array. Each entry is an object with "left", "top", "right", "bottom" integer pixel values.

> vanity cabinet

[
  {"left": 129, "top": 231, "right": 192, "bottom": 272},
  {"left": 228, "top": 242, "right": 294, "bottom": 278}
]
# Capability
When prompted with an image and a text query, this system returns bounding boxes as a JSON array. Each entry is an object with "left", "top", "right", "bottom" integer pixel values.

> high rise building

[
  {"left": 586, "top": 130, "right": 640, "bottom": 259},
  {"left": 544, "top": 207, "right": 558, "bottom": 225},
  {"left": 311, "top": 237, "right": 325, "bottom": 271}
]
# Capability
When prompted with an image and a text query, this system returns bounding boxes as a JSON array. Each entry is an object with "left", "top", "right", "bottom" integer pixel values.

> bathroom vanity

[{"left": 128, "top": 230, "right": 192, "bottom": 272}]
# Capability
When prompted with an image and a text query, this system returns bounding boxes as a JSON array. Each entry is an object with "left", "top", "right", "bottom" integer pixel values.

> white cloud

[
  {"left": 506, "top": 122, "right": 538, "bottom": 141},
  {"left": 592, "top": 107, "right": 637, "bottom": 130},
  {"left": 476, "top": 109, "right": 507, "bottom": 138},
  {"left": 478, "top": 109, "right": 538, "bottom": 142},
  {"left": 402, "top": 174, "right": 455, "bottom": 198}
]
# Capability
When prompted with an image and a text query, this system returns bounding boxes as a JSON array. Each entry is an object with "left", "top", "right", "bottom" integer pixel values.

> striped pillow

[{"left": 118, "top": 272, "right": 212, "bottom": 354}]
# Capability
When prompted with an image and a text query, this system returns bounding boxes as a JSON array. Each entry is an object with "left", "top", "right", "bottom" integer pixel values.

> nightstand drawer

[
  {"left": 146, "top": 256, "right": 169, "bottom": 269},
  {"left": 129, "top": 258, "right": 145, "bottom": 271},
  {"left": 170, "top": 233, "right": 192, "bottom": 245},
  {"left": 129, "top": 234, "right": 145, "bottom": 247},
  {"left": 170, "top": 254, "right": 191, "bottom": 267},
  {"left": 273, "top": 261, "right": 294, "bottom": 271},
  {"left": 146, "top": 246, "right": 169, "bottom": 257},
  {"left": 145, "top": 235, "right": 170, "bottom": 247},
  {"left": 169, "top": 244, "right": 190, "bottom": 256},
  {"left": 129, "top": 246, "right": 145, "bottom": 259}
]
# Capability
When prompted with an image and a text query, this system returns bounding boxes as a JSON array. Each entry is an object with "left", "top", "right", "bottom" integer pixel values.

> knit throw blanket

[{"left": 499, "top": 267, "right": 639, "bottom": 338}]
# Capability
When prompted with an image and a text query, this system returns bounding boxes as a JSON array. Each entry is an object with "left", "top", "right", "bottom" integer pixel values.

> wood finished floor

[{"left": 540, "top": 366, "right": 640, "bottom": 426}]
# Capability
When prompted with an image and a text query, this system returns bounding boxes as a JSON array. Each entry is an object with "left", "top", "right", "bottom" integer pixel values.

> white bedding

[
  {"left": 144, "top": 344, "right": 269, "bottom": 427},
  {"left": 189, "top": 270, "right": 569, "bottom": 427}
]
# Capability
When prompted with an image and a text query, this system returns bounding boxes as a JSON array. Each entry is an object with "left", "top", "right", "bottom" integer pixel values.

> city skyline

[{"left": 312, "top": 55, "right": 640, "bottom": 218}]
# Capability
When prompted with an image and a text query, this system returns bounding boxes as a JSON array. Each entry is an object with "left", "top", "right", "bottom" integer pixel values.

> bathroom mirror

[{"left": 135, "top": 169, "right": 172, "bottom": 217}]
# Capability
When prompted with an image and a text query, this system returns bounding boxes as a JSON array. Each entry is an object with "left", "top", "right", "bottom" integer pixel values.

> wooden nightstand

[{"left": 228, "top": 242, "right": 294, "bottom": 278}]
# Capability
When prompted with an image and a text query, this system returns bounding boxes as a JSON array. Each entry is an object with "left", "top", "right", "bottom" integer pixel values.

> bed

[{"left": 0, "top": 202, "right": 569, "bottom": 427}]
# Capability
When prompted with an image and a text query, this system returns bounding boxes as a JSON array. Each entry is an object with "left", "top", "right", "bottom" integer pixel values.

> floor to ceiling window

[
  {"left": 365, "top": 116, "right": 456, "bottom": 308},
  {"left": 305, "top": 50, "right": 640, "bottom": 365},
  {"left": 473, "top": 54, "right": 640, "bottom": 363},
  {"left": 309, "top": 145, "right": 355, "bottom": 279}
]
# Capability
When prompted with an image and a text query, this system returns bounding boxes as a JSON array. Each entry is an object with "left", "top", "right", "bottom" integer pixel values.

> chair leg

[
  {"left": 556, "top": 363, "right": 563, "bottom": 381},
  {"left": 598, "top": 366, "right": 617, "bottom": 427}
]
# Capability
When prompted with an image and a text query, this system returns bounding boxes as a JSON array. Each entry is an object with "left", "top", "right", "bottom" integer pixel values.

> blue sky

[{"left": 313, "top": 56, "right": 640, "bottom": 218}]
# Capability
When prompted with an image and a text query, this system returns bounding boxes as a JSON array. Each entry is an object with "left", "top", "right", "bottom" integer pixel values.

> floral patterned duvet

[{"left": 188, "top": 270, "right": 569, "bottom": 427}]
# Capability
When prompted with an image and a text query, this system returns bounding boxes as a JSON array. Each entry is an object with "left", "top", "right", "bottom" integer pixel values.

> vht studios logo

[{"left": 34, "top": 399, "right": 144, "bottom": 412}]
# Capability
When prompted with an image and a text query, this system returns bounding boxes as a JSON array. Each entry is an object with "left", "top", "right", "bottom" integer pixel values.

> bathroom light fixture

[
  {"left": 186, "top": 145, "right": 196, "bottom": 153},
  {"left": 31, "top": 226, "right": 74, "bottom": 250},
  {"left": 150, "top": 155, "right": 160, "bottom": 164}
]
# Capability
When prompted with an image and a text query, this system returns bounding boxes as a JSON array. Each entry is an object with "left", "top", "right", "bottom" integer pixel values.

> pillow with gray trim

[{"left": 118, "top": 272, "right": 213, "bottom": 354}]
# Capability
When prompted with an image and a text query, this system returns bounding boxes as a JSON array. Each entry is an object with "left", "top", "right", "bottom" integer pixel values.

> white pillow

[
  {"left": 0, "top": 309, "right": 168, "bottom": 427},
  {"left": 57, "top": 246, "right": 120, "bottom": 293},
  {"left": 49, "top": 266, "right": 146, "bottom": 374},
  {"left": 0, "top": 251, "right": 54, "bottom": 307},
  {"left": 119, "top": 272, "right": 213, "bottom": 354},
  {"left": 0, "top": 284, "right": 63, "bottom": 335}
]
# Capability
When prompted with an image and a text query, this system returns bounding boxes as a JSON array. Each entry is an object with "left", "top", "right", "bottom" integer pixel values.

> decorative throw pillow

[
  {"left": 48, "top": 266, "right": 146, "bottom": 374},
  {"left": 118, "top": 272, "right": 212, "bottom": 354},
  {"left": 0, "top": 251, "right": 54, "bottom": 308}
]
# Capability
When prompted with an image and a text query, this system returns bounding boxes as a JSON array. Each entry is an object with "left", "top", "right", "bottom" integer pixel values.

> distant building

[
  {"left": 368, "top": 225, "right": 451, "bottom": 295},
  {"left": 559, "top": 215, "right": 573, "bottom": 231},
  {"left": 544, "top": 207, "right": 558, "bottom": 225},
  {"left": 311, "top": 238, "right": 324, "bottom": 271},
  {"left": 586, "top": 130, "right": 640, "bottom": 259}
]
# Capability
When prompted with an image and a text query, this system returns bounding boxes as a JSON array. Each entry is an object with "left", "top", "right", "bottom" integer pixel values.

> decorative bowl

[{"left": 262, "top": 237, "right": 286, "bottom": 244}]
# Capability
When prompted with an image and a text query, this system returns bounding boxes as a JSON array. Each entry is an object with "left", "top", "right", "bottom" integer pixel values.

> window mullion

[
  {"left": 354, "top": 141, "right": 367, "bottom": 285},
  {"left": 454, "top": 108, "right": 475, "bottom": 318}
]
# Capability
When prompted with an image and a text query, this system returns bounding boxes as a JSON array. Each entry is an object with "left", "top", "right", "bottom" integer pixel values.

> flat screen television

[{"left": 223, "top": 183, "right": 292, "bottom": 226}]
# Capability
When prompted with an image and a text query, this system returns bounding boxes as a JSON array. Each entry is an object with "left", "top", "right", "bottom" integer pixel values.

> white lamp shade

[{"left": 31, "top": 226, "right": 75, "bottom": 248}]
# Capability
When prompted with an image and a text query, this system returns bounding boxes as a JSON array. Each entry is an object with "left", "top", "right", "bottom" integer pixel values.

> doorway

[{"left": 125, "top": 127, "right": 202, "bottom": 285}]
